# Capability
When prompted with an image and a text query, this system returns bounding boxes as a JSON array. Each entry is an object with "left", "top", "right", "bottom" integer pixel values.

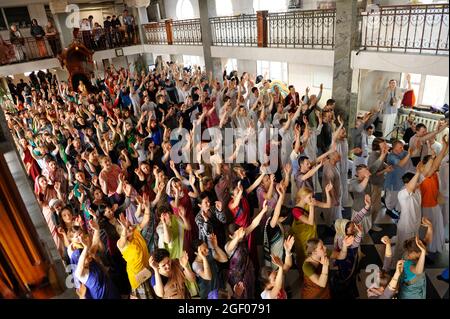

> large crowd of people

[{"left": 2, "top": 60, "right": 449, "bottom": 299}]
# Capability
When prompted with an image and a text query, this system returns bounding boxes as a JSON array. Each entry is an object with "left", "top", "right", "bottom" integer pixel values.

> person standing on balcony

[
  {"left": 104, "top": 16, "right": 113, "bottom": 48},
  {"left": 80, "top": 18, "right": 93, "bottom": 49},
  {"left": 30, "top": 19, "right": 47, "bottom": 58},
  {"left": 9, "top": 24, "right": 26, "bottom": 62},
  {"left": 379, "top": 74, "right": 412, "bottom": 139},
  {"left": 111, "top": 15, "right": 122, "bottom": 45},
  {"left": 45, "top": 21, "right": 59, "bottom": 57},
  {"left": 123, "top": 10, "right": 135, "bottom": 45}
]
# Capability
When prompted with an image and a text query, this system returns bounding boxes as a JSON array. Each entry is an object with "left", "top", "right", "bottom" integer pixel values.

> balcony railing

[
  {"left": 172, "top": 19, "right": 202, "bottom": 45},
  {"left": 0, "top": 35, "right": 62, "bottom": 66},
  {"left": 358, "top": 3, "right": 449, "bottom": 55},
  {"left": 267, "top": 9, "right": 335, "bottom": 49},
  {"left": 210, "top": 14, "right": 258, "bottom": 47},
  {"left": 144, "top": 22, "right": 168, "bottom": 45},
  {"left": 75, "top": 26, "right": 141, "bottom": 51}
]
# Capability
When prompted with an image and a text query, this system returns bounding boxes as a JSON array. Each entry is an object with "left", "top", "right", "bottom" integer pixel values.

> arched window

[
  {"left": 176, "top": 0, "right": 195, "bottom": 20},
  {"left": 253, "top": 0, "right": 288, "bottom": 12},
  {"left": 215, "top": 0, "right": 233, "bottom": 16}
]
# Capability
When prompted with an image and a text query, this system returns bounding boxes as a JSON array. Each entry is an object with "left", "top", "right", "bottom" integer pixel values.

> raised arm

[
  {"left": 245, "top": 201, "right": 268, "bottom": 236},
  {"left": 270, "top": 184, "right": 286, "bottom": 228}
]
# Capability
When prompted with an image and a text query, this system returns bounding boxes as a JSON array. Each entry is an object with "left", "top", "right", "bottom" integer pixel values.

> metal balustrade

[
  {"left": 267, "top": 9, "right": 335, "bottom": 49},
  {"left": 209, "top": 14, "right": 258, "bottom": 47},
  {"left": 358, "top": 3, "right": 449, "bottom": 55},
  {"left": 143, "top": 22, "right": 168, "bottom": 45},
  {"left": 0, "top": 36, "right": 62, "bottom": 65},
  {"left": 172, "top": 19, "right": 202, "bottom": 45}
]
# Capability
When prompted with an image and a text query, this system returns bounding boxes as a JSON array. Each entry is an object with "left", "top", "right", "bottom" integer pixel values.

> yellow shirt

[{"left": 118, "top": 227, "right": 150, "bottom": 290}]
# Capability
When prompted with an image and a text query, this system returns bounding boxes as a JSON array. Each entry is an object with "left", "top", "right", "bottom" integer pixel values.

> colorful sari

[{"left": 290, "top": 206, "right": 317, "bottom": 275}]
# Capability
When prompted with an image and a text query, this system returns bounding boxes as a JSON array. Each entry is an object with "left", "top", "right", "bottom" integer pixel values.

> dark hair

[
  {"left": 356, "top": 164, "right": 368, "bottom": 172},
  {"left": 251, "top": 87, "right": 258, "bottom": 94},
  {"left": 326, "top": 99, "right": 335, "bottom": 106},
  {"left": 415, "top": 123, "right": 427, "bottom": 131},
  {"left": 157, "top": 206, "right": 171, "bottom": 216},
  {"left": 403, "top": 237, "right": 422, "bottom": 256},
  {"left": 192, "top": 239, "right": 205, "bottom": 253},
  {"left": 153, "top": 248, "right": 170, "bottom": 263},
  {"left": 372, "top": 137, "right": 385, "bottom": 152},
  {"left": 199, "top": 192, "right": 210, "bottom": 202},
  {"left": 422, "top": 155, "right": 433, "bottom": 165},
  {"left": 88, "top": 15, "right": 93, "bottom": 19},
  {"left": 366, "top": 124, "right": 374, "bottom": 131},
  {"left": 298, "top": 156, "right": 309, "bottom": 167},
  {"left": 288, "top": 85, "right": 294, "bottom": 90},
  {"left": 223, "top": 96, "right": 231, "bottom": 103},
  {"left": 402, "top": 172, "right": 415, "bottom": 184}
]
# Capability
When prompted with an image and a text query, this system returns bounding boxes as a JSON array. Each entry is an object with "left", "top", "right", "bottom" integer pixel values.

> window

[
  {"left": 422, "top": 75, "right": 448, "bottom": 107},
  {"left": 225, "top": 59, "right": 237, "bottom": 75},
  {"left": 215, "top": 0, "right": 233, "bottom": 16},
  {"left": 400, "top": 72, "right": 448, "bottom": 107},
  {"left": 176, "top": 0, "right": 195, "bottom": 20},
  {"left": 254, "top": 0, "right": 289, "bottom": 12},
  {"left": 257, "top": 60, "right": 288, "bottom": 83},
  {"left": 3, "top": 7, "right": 31, "bottom": 29},
  {"left": 183, "top": 55, "right": 203, "bottom": 68}
]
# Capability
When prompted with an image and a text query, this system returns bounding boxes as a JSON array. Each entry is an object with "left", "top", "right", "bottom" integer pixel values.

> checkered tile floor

[{"left": 256, "top": 205, "right": 449, "bottom": 299}]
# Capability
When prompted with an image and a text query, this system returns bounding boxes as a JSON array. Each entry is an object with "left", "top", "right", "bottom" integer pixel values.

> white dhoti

[
  {"left": 422, "top": 205, "right": 445, "bottom": 253},
  {"left": 385, "top": 190, "right": 401, "bottom": 212},
  {"left": 382, "top": 113, "right": 397, "bottom": 139}
]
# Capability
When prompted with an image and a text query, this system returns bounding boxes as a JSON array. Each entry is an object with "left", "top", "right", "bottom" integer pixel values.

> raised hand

[
  {"left": 283, "top": 162, "right": 292, "bottom": 175},
  {"left": 396, "top": 260, "right": 404, "bottom": 273},
  {"left": 284, "top": 235, "right": 295, "bottom": 253},
  {"left": 178, "top": 206, "right": 186, "bottom": 219},
  {"left": 208, "top": 233, "right": 218, "bottom": 248},
  {"left": 415, "top": 236, "right": 426, "bottom": 253},
  {"left": 271, "top": 255, "right": 284, "bottom": 269},
  {"left": 236, "top": 227, "right": 246, "bottom": 241},
  {"left": 276, "top": 183, "right": 286, "bottom": 196},
  {"left": 364, "top": 194, "right": 371, "bottom": 208},
  {"left": 320, "top": 255, "right": 329, "bottom": 268},
  {"left": 149, "top": 255, "right": 159, "bottom": 271},
  {"left": 215, "top": 201, "right": 222, "bottom": 211},
  {"left": 343, "top": 235, "right": 355, "bottom": 247},
  {"left": 421, "top": 217, "right": 432, "bottom": 228},
  {"left": 180, "top": 250, "right": 189, "bottom": 268},
  {"left": 325, "top": 182, "right": 333, "bottom": 193},
  {"left": 89, "top": 219, "right": 99, "bottom": 231},
  {"left": 381, "top": 236, "right": 391, "bottom": 245}
]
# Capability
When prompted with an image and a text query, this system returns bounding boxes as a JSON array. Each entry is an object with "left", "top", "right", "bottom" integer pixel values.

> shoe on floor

[{"left": 371, "top": 225, "right": 383, "bottom": 232}]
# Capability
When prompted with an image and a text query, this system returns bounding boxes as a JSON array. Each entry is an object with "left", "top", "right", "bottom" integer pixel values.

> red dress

[
  {"left": 22, "top": 147, "right": 41, "bottom": 182},
  {"left": 171, "top": 188, "right": 198, "bottom": 261}
]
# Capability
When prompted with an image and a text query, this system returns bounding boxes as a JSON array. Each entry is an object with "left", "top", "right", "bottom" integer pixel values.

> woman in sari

[
  {"left": 291, "top": 183, "right": 332, "bottom": 278},
  {"left": 225, "top": 201, "right": 268, "bottom": 299},
  {"left": 34, "top": 175, "right": 64, "bottom": 254},
  {"left": 19, "top": 137, "right": 41, "bottom": 182},
  {"left": 167, "top": 176, "right": 199, "bottom": 261},
  {"left": 301, "top": 238, "right": 331, "bottom": 299},
  {"left": 398, "top": 236, "right": 427, "bottom": 299},
  {"left": 263, "top": 184, "right": 287, "bottom": 268}
]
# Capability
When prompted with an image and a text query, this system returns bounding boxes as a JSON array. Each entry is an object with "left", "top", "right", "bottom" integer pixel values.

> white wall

[
  {"left": 237, "top": 59, "right": 257, "bottom": 76},
  {"left": 288, "top": 63, "right": 333, "bottom": 107},
  {"left": 211, "top": 46, "right": 335, "bottom": 67},
  {"left": 163, "top": 0, "right": 200, "bottom": 19},
  {"left": 351, "top": 51, "right": 449, "bottom": 77}
]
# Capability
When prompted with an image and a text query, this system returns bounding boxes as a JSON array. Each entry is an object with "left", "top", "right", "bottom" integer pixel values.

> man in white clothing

[{"left": 378, "top": 75, "right": 411, "bottom": 139}]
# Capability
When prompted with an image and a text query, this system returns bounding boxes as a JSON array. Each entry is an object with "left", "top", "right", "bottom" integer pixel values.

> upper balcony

[
  {"left": 358, "top": 3, "right": 449, "bottom": 55},
  {"left": 141, "top": 3, "right": 448, "bottom": 56}
]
